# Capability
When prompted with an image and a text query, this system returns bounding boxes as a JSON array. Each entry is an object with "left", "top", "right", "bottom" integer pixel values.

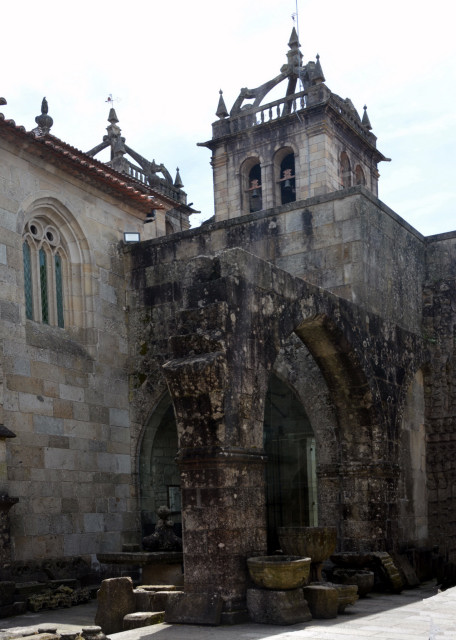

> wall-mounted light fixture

[{"left": 124, "top": 232, "right": 140, "bottom": 242}]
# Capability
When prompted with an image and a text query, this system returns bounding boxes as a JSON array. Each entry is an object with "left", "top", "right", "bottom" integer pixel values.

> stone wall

[
  {"left": 126, "top": 242, "right": 425, "bottom": 608},
  {"left": 423, "top": 232, "right": 456, "bottom": 566},
  {"left": 0, "top": 135, "right": 144, "bottom": 564},
  {"left": 128, "top": 187, "right": 425, "bottom": 332}
]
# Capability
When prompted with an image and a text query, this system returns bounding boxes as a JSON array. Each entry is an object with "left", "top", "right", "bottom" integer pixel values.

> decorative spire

[
  {"left": 174, "top": 167, "right": 184, "bottom": 189},
  {"left": 313, "top": 54, "right": 325, "bottom": 84},
  {"left": 108, "top": 108, "right": 119, "bottom": 125},
  {"left": 288, "top": 26, "right": 300, "bottom": 49},
  {"left": 216, "top": 90, "right": 229, "bottom": 119},
  {"left": 287, "top": 27, "right": 303, "bottom": 71},
  {"left": 34, "top": 97, "right": 53, "bottom": 135},
  {"left": 362, "top": 105, "right": 372, "bottom": 130}
]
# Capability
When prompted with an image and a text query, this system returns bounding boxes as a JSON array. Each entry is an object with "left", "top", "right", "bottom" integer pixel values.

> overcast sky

[{"left": 2, "top": 0, "right": 455, "bottom": 236}]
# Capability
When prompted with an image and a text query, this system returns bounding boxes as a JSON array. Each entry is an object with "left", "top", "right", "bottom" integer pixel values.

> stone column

[{"left": 163, "top": 350, "right": 269, "bottom": 618}]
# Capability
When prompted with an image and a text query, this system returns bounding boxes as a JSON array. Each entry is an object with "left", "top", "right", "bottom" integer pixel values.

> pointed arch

[{"left": 19, "top": 195, "right": 93, "bottom": 331}]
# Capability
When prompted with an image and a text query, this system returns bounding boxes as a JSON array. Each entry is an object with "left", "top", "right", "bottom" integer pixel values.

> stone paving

[{"left": 1, "top": 582, "right": 456, "bottom": 640}]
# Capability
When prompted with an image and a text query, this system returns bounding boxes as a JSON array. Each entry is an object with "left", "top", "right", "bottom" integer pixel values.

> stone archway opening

[
  {"left": 138, "top": 393, "right": 181, "bottom": 538},
  {"left": 264, "top": 372, "right": 318, "bottom": 553}
]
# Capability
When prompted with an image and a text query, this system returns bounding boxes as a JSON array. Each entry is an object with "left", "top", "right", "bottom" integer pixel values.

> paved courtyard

[{"left": 1, "top": 582, "right": 455, "bottom": 640}]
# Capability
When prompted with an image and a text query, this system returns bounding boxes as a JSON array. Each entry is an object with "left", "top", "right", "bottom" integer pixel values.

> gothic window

[
  {"left": 355, "top": 164, "right": 366, "bottom": 186},
  {"left": 340, "top": 152, "right": 352, "bottom": 188},
  {"left": 22, "top": 218, "right": 68, "bottom": 328},
  {"left": 279, "top": 153, "right": 296, "bottom": 205}
]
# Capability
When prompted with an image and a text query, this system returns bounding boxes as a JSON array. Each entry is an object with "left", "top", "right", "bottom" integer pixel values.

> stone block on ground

[
  {"left": 332, "top": 582, "right": 359, "bottom": 613},
  {"left": 123, "top": 611, "right": 165, "bottom": 630},
  {"left": 164, "top": 592, "right": 223, "bottom": 625},
  {"left": 332, "top": 568, "right": 374, "bottom": 597},
  {"left": 391, "top": 553, "right": 420, "bottom": 587},
  {"left": 247, "top": 588, "right": 312, "bottom": 625},
  {"left": 372, "top": 552, "right": 404, "bottom": 592},
  {"left": 135, "top": 589, "right": 178, "bottom": 611},
  {"left": 303, "top": 583, "right": 338, "bottom": 619},
  {"left": 95, "top": 577, "right": 136, "bottom": 635}
]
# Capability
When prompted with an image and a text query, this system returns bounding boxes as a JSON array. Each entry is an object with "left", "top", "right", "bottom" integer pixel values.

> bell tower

[{"left": 199, "top": 29, "right": 388, "bottom": 222}]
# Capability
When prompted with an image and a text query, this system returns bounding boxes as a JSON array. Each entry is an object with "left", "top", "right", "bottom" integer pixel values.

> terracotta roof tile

[{"left": 0, "top": 113, "right": 165, "bottom": 213}]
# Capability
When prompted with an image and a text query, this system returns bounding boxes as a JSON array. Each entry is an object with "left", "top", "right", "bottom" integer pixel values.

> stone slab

[
  {"left": 247, "top": 588, "right": 312, "bottom": 625},
  {"left": 122, "top": 612, "right": 164, "bottom": 630},
  {"left": 95, "top": 577, "right": 135, "bottom": 635},
  {"left": 164, "top": 592, "right": 223, "bottom": 625}
]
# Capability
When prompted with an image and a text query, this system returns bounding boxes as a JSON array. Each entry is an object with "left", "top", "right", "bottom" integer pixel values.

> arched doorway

[
  {"left": 139, "top": 393, "right": 181, "bottom": 538},
  {"left": 264, "top": 372, "right": 318, "bottom": 552}
]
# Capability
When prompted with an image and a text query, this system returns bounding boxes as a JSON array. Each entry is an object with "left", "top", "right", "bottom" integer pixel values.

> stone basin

[
  {"left": 247, "top": 555, "right": 311, "bottom": 590},
  {"left": 278, "top": 526, "right": 337, "bottom": 562}
]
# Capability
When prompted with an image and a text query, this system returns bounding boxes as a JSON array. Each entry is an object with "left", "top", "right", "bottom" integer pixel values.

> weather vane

[{"left": 105, "top": 94, "right": 121, "bottom": 106}]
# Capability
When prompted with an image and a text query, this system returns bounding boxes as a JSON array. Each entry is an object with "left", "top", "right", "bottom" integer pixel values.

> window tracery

[{"left": 22, "top": 217, "right": 67, "bottom": 328}]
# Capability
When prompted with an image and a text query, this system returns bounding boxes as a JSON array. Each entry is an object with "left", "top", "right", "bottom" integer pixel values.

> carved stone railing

[
  {"left": 231, "top": 90, "right": 308, "bottom": 134},
  {"left": 328, "top": 94, "right": 376, "bottom": 144},
  {"left": 124, "top": 161, "right": 186, "bottom": 204}
]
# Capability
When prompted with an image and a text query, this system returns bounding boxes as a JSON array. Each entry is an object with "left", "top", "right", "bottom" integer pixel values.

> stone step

[{"left": 122, "top": 611, "right": 165, "bottom": 631}]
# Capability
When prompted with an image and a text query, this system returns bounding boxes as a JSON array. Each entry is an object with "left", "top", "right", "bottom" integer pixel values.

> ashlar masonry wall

[{"left": 0, "top": 135, "right": 143, "bottom": 564}]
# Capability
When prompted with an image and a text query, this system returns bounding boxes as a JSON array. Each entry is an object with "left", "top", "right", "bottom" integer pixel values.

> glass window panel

[
  {"left": 23, "top": 242, "right": 34, "bottom": 320},
  {"left": 55, "top": 253, "right": 64, "bottom": 328},
  {"left": 39, "top": 248, "right": 49, "bottom": 324}
]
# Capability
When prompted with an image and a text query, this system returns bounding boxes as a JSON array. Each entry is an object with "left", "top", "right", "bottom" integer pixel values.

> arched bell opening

[
  {"left": 279, "top": 153, "right": 296, "bottom": 205},
  {"left": 138, "top": 393, "right": 182, "bottom": 539},
  {"left": 263, "top": 372, "right": 318, "bottom": 553}
]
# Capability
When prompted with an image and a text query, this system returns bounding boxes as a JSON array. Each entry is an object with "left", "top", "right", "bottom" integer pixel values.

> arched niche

[
  {"left": 340, "top": 152, "right": 352, "bottom": 188},
  {"left": 138, "top": 392, "right": 181, "bottom": 537},
  {"left": 355, "top": 164, "right": 366, "bottom": 186}
]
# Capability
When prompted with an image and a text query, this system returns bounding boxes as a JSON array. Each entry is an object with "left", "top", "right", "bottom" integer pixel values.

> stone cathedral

[{"left": 1, "top": 30, "right": 455, "bottom": 619}]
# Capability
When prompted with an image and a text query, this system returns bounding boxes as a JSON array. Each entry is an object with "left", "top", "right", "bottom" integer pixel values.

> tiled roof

[{"left": 0, "top": 113, "right": 165, "bottom": 213}]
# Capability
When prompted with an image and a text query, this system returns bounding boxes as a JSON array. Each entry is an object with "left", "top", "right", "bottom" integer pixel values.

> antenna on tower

[{"left": 291, "top": 1, "right": 303, "bottom": 93}]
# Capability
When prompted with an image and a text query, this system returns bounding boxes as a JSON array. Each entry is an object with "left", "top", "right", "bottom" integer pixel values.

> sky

[{"left": 2, "top": 0, "right": 455, "bottom": 236}]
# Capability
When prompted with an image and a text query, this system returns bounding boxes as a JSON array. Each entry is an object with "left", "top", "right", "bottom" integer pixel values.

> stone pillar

[{"left": 163, "top": 351, "right": 269, "bottom": 616}]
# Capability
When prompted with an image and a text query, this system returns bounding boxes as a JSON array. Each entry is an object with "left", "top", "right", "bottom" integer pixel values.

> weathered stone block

[
  {"left": 95, "top": 577, "right": 136, "bottom": 635},
  {"left": 303, "top": 584, "right": 338, "bottom": 619},
  {"left": 122, "top": 611, "right": 165, "bottom": 630},
  {"left": 164, "top": 592, "right": 223, "bottom": 625},
  {"left": 247, "top": 588, "right": 312, "bottom": 625}
]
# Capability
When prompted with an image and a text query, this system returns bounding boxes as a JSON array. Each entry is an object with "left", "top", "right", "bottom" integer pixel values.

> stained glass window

[
  {"left": 23, "top": 242, "right": 34, "bottom": 320},
  {"left": 39, "top": 248, "right": 49, "bottom": 324},
  {"left": 55, "top": 253, "right": 64, "bottom": 328}
]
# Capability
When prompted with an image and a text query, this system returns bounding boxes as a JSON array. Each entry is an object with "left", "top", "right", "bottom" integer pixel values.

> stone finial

[
  {"left": 216, "top": 89, "right": 229, "bottom": 119},
  {"left": 108, "top": 107, "right": 119, "bottom": 125},
  {"left": 34, "top": 97, "right": 53, "bottom": 134},
  {"left": 287, "top": 27, "right": 303, "bottom": 71},
  {"left": 313, "top": 54, "right": 325, "bottom": 84},
  {"left": 362, "top": 105, "right": 372, "bottom": 130},
  {"left": 288, "top": 26, "right": 300, "bottom": 50},
  {"left": 174, "top": 167, "right": 184, "bottom": 189}
]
